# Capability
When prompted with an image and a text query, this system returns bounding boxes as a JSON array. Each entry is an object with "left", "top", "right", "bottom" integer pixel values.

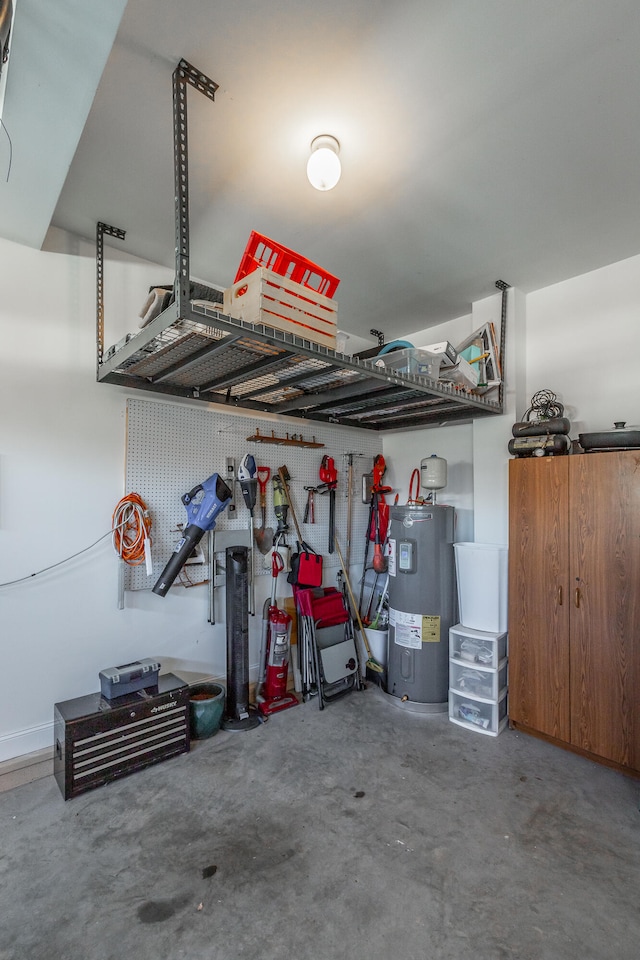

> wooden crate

[{"left": 223, "top": 267, "right": 337, "bottom": 349}]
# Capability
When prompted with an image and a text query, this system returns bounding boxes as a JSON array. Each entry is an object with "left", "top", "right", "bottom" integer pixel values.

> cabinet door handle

[
  {"left": 557, "top": 585, "right": 563, "bottom": 606},
  {"left": 575, "top": 587, "right": 581, "bottom": 608}
]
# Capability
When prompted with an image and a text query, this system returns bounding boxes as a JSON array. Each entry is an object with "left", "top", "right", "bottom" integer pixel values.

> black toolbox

[{"left": 54, "top": 673, "right": 190, "bottom": 800}]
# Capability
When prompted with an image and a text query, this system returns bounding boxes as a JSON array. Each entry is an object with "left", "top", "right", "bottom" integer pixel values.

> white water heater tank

[{"left": 421, "top": 454, "right": 447, "bottom": 491}]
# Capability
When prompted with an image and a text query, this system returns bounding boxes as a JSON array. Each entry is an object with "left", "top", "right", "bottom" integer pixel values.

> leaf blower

[{"left": 152, "top": 473, "right": 232, "bottom": 597}]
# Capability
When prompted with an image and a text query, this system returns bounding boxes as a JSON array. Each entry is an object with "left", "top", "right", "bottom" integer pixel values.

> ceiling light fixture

[{"left": 306, "top": 134, "right": 341, "bottom": 191}]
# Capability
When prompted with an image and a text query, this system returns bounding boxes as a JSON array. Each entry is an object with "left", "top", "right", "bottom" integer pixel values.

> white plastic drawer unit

[
  {"left": 449, "top": 688, "right": 508, "bottom": 737},
  {"left": 449, "top": 624, "right": 508, "bottom": 670},
  {"left": 449, "top": 657, "right": 508, "bottom": 702}
]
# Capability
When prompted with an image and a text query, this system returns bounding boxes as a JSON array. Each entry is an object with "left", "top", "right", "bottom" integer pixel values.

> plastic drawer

[
  {"left": 449, "top": 657, "right": 507, "bottom": 701},
  {"left": 448, "top": 688, "right": 508, "bottom": 737},
  {"left": 449, "top": 624, "right": 508, "bottom": 669}
]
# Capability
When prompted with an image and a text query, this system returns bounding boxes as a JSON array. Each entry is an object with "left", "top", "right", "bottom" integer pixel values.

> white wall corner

[{"left": 472, "top": 285, "right": 525, "bottom": 544}]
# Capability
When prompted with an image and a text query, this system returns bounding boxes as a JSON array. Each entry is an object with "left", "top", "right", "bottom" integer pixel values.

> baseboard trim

[
  {"left": 0, "top": 746, "right": 54, "bottom": 793},
  {"left": 0, "top": 721, "right": 54, "bottom": 765}
]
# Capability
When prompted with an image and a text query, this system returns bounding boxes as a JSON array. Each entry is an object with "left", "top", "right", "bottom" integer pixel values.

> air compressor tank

[{"left": 386, "top": 503, "right": 456, "bottom": 711}]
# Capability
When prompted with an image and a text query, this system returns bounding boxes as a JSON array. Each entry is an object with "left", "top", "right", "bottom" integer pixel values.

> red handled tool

[
  {"left": 253, "top": 466, "right": 274, "bottom": 554},
  {"left": 371, "top": 454, "right": 391, "bottom": 574},
  {"left": 319, "top": 455, "right": 337, "bottom": 554},
  {"left": 303, "top": 486, "right": 317, "bottom": 524},
  {"left": 358, "top": 454, "right": 392, "bottom": 613},
  {"left": 257, "top": 466, "right": 271, "bottom": 523}
]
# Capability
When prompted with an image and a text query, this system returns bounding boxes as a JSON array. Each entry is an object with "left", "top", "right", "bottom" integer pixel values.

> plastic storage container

[
  {"left": 449, "top": 657, "right": 508, "bottom": 701},
  {"left": 375, "top": 347, "right": 442, "bottom": 380},
  {"left": 449, "top": 624, "right": 508, "bottom": 669},
  {"left": 234, "top": 230, "right": 340, "bottom": 298},
  {"left": 357, "top": 628, "right": 388, "bottom": 678},
  {"left": 449, "top": 688, "right": 508, "bottom": 737},
  {"left": 454, "top": 542, "right": 508, "bottom": 632},
  {"left": 438, "top": 356, "right": 479, "bottom": 389}
]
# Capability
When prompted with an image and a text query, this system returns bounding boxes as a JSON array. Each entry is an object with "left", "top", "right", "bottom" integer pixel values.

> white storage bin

[
  {"left": 449, "top": 657, "right": 507, "bottom": 701},
  {"left": 454, "top": 542, "right": 508, "bottom": 632},
  {"left": 356, "top": 628, "right": 388, "bottom": 677},
  {"left": 449, "top": 624, "right": 507, "bottom": 669},
  {"left": 449, "top": 688, "right": 508, "bottom": 737},
  {"left": 438, "top": 356, "right": 479, "bottom": 389},
  {"left": 375, "top": 347, "right": 442, "bottom": 380}
]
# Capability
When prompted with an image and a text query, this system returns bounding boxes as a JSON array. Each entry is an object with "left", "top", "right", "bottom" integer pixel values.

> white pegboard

[{"left": 124, "top": 398, "right": 382, "bottom": 590}]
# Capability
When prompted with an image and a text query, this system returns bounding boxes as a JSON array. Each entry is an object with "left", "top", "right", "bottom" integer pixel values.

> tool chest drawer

[{"left": 54, "top": 674, "right": 190, "bottom": 800}]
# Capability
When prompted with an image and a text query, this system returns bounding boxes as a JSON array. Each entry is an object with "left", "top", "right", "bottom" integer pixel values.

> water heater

[{"left": 386, "top": 503, "right": 456, "bottom": 710}]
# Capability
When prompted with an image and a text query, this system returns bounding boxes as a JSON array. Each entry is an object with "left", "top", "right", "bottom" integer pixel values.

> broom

[{"left": 334, "top": 536, "right": 384, "bottom": 674}]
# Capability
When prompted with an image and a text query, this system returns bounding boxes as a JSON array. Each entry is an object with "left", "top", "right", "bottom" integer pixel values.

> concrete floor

[{"left": 1, "top": 684, "right": 639, "bottom": 960}]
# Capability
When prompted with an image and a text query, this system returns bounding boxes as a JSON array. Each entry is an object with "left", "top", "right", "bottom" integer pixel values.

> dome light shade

[{"left": 307, "top": 135, "right": 341, "bottom": 191}]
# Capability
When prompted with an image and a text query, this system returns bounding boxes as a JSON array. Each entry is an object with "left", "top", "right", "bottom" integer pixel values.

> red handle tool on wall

[{"left": 319, "top": 456, "right": 338, "bottom": 554}]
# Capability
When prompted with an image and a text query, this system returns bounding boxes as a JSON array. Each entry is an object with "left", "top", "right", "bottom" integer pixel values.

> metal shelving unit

[{"left": 96, "top": 60, "right": 506, "bottom": 432}]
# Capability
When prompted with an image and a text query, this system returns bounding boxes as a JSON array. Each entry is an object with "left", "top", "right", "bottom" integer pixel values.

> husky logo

[{"left": 150, "top": 701, "right": 178, "bottom": 714}]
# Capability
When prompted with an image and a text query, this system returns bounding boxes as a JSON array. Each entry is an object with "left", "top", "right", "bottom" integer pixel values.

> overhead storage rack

[{"left": 96, "top": 60, "right": 507, "bottom": 432}]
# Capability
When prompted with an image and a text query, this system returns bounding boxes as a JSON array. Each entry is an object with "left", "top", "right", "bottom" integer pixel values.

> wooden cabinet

[{"left": 508, "top": 450, "right": 640, "bottom": 776}]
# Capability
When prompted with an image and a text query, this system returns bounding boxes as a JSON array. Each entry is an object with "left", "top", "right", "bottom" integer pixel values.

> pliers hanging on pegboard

[{"left": 303, "top": 486, "right": 317, "bottom": 524}]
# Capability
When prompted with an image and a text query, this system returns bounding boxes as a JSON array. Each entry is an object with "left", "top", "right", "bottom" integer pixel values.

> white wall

[
  {"left": 382, "top": 424, "right": 474, "bottom": 542},
  {"left": 525, "top": 253, "right": 640, "bottom": 434},
  {"left": 0, "top": 230, "right": 175, "bottom": 760},
  {"left": 471, "top": 285, "right": 527, "bottom": 545},
  {"left": 384, "top": 256, "right": 639, "bottom": 551}
]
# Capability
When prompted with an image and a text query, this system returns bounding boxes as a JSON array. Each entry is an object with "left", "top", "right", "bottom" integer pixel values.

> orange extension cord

[{"left": 112, "top": 493, "right": 152, "bottom": 565}]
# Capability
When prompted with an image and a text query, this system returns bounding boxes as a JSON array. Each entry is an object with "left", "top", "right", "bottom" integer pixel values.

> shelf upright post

[
  {"left": 95, "top": 221, "right": 126, "bottom": 373},
  {"left": 495, "top": 279, "right": 510, "bottom": 409},
  {"left": 172, "top": 60, "right": 219, "bottom": 320}
]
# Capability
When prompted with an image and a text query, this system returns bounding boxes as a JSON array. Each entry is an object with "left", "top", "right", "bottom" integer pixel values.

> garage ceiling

[{"left": 2, "top": 0, "right": 640, "bottom": 343}]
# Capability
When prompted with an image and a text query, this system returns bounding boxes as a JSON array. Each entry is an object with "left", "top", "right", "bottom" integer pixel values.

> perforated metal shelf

[
  {"left": 95, "top": 59, "right": 505, "bottom": 433},
  {"left": 98, "top": 299, "right": 503, "bottom": 431}
]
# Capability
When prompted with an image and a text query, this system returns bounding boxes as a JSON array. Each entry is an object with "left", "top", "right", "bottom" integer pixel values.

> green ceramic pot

[{"left": 189, "top": 682, "right": 225, "bottom": 739}]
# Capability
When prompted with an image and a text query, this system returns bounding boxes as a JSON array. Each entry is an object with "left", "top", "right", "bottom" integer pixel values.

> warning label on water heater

[{"left": 389, "top": 609, "right": 441, "bottom": 647}]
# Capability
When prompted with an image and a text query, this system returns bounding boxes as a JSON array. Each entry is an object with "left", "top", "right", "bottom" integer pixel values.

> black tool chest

[{"left": 54, "top": 673, "right": 190, "bottom": 800}]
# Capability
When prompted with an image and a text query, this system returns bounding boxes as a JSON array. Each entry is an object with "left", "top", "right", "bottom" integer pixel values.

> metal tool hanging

[
  {"left": 345, "top": 453, "right": 354, "bottom": 569},
  {"left": 303, "top": 486, "right": 317, "bottom": 524},
  {"left": 272, "top": 473, "right": 289, "bottom": 547},
  {"left": 277, "top": 466, "right": 305, "bottom": 546},
  {"left": 318, "top": 455, "right": 337, "bottom": 554},
  {"left": 237, "top": 454, "right": 258, "bottom": 615}
]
